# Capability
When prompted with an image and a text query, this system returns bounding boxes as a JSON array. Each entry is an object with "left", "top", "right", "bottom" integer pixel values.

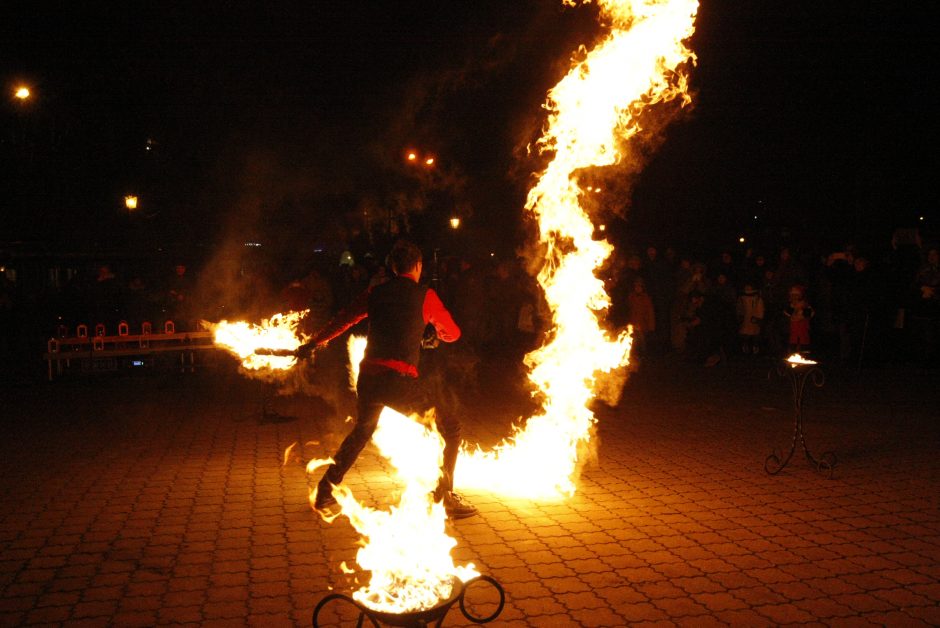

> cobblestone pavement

[{"left": 1, "top": 358, "right": 938, "bottom": 627}]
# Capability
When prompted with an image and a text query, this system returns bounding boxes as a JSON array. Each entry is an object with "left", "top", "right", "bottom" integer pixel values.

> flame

[
  {"left": 457, "top": 0, "right": 698, "bottom": 498},
  {"left": 786, "top": 353, "right": 817, "bottom": 366},
  {"left": 326, "top": 407, "right": 478, "bottom": 612},
  {"left": 283, "top": 442, "right": 297, "bottom": 467},
  {"left": 348, "top": 335, "right": 368, "bottom": 390},
  {"left": 206, "top": 311, "right": 309, "bottom": 372}
]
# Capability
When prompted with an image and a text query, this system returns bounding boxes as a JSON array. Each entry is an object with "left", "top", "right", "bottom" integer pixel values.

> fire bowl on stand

[
  {"left": 764, "top": 355, "right": 838, "bottom": 478},
  {"left": 312, "top": 575, "right": 505, "bottom": 628}
]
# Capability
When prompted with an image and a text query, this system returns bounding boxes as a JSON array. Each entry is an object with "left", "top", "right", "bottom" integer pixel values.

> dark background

[{"left": 2, "top": 0, "right": 938, "bottom": 264}]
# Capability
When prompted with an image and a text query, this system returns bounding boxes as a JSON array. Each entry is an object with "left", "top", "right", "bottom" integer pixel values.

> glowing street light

[
  {"left": 405, "top": 149, "right": 437, "bottom": 167},
  {"left": 124, "top": 195, "right": 138, "bottom": 211},
  {"left": 738, "top": 236, "right": 746, "bottom": 244},
  {"left": 14, "top": 86, "right": 30, "bottom": 100},
  {"left": 449, "top": 217, "right": 461, "bottom": 229}
]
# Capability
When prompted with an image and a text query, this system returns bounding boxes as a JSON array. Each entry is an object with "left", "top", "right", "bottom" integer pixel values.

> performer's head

[{"left": 389, "top": 239, "right": 423, "bottom": 276}]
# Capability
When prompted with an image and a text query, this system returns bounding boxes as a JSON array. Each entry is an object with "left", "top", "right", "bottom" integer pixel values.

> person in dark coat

[{"left": 296, "top": 240, "right": 477, "bottom": 519}]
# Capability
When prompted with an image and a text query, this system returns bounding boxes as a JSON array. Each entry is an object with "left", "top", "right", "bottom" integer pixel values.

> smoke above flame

[{"left": 456, "top": 0, "right": 699, "bottom": 498}]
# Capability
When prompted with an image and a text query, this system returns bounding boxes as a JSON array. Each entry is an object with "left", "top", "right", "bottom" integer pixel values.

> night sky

[{"left": 2, "top": 1, "right": 938, "bottom": 263}]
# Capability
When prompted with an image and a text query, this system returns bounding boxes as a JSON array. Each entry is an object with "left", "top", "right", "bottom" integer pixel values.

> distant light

[
  {"left": 14, "top": 86, "right": 30, "bottom": 100},
  {"left": 124, "top": 195, "right": 138, "bottom": 210},
  {"left": 753, "top": 215, "right": 758, "bottom": 220},
  {"left": 586, "top": 186, "right": 593, "bottom": 192},
  {"left": 407, "top": 152, "right": 417, "bottom": 161},
  {"left": 449, "top": 217, "right": 461, "bottom": 229},
  {"left": 425, "top": 157, "right": 435, "bottom": 166},
  {"left": 738, "top": 236, "right": 746, "bottom": 243},
  {"left": 244, "top": 241, "right": 262, "bottom": 248},
  {"left": 598, "top": 224, "right": 606, "bottom": 232},
  {"left": 919, "top": 216, "right": 925, "bottom": 221},
  {"left": 594, "top": 188, "right": 602, "bottom": 193},
  {"left": 489, "top": 252, "right": 495, "bottom": 257}
]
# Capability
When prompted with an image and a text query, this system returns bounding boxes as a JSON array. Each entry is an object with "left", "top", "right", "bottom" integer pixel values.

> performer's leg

[
  {"left": 379, "top": 374, "right": 476, "bottom": 518},
  {"left": 386, "top": 376, "right": 460, "bottom": 496},
  {"left": 436, "top": 413, "right": 461, "bottom": 494},
  {"left": 315, "top": 376, "right": 384, "bottom": 505}
]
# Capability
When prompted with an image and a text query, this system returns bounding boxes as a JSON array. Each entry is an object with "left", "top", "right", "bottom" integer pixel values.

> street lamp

[
  {"left": 124, "top": 195, "right": 138, "bottom": 211},
  {"left": 449, "top": 217, "right": 461, "bottom": 229},
  {"left": 14, "top": 86, "right": 30, "bottom": 101}
]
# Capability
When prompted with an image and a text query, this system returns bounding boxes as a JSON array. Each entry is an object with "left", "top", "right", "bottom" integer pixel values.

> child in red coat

[{"left": 784, "top": 285, "right": 814, "bottom": 353}]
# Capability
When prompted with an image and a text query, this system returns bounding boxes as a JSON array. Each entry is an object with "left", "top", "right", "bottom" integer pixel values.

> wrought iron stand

[
  {"left": 258, "top": 380, "right": 296, "bottom": 423},
  {"left": 312, "top": 575, "right": 505, "bottom": 628},
  {"left": 765, "top": 359, "right": 837, "bottom": 478}
]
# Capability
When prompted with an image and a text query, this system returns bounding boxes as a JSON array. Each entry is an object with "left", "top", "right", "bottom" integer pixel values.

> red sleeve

[
  {"left": 423, "top": 289, "right": 461, "bottom": 342},
  {"left": 308, "top": 288, "right": 369, "bottom": 346}
]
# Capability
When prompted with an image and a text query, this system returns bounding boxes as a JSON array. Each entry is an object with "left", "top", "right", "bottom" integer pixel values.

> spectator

[
  {"left": 302, "top": 267, "right": 334, "bottom": 333},
  {"left": 824, "top": 248, "right": 856, "bottom": 361},
  {"left": 89, "top": 264, "right": 123, "bottom": 332},
  {"left": 745, "top": 253, "right": 768, "bottom": 288},
  {"left": 909, "top": 246, "right": 940, "bottom": 364},
  {"left": 0, "top": 272, "right": 15, "bottom": 360},
  {"left": 643, "top": 246, "right": 673, "bottom": 353},
  {"left": 840, "top": 254, "right": 878, "bottom": 364},
  {"left": 774, "top": 247, "right": 805, "bottom": 291},
  {"left": 784, "top": 284, "right": 814, "bottom": 353},
  {"left": 681, "top": 290, "right": 731, "bottom": 367},
  {"left": 678, "top": 261, "right": 710, "bottom": 298},
  {"left": 713, "top": 250, "right": 738, "bottom": 287},
  {"left": 165, "top": 263, "right": 194, "bottom": 329},
  {"left": 282, "top": 278, "right": 314, "bottom": 313},
  {"left": 626, "top": 277, "right": 655, "bottom": 356},
  {"left": 737, "top": 282, "right": 765, "bottom": 355},
  {"left": 712, "top": 272, "right": 737, "bottom": 308},
  {"left": 125, "top": 275, "right": 155, "bottom": 327}
]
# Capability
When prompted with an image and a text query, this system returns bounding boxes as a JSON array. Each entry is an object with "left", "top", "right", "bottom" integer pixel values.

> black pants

[{"left": 318, "top": 370, "right": 461, "bottom": 496}]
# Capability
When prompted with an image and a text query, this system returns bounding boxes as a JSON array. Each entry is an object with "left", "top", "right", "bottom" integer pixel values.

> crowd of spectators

[
  {"left": 1, "top": 226, "right": 938, "bottom": 377},
  {"left": 609, "top": 233, "right": 940, "bottom": 368}
]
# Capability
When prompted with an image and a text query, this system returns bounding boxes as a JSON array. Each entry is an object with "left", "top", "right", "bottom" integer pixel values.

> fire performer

[{"left": 296, "top": 239, "right": 478, "bottom": 520}]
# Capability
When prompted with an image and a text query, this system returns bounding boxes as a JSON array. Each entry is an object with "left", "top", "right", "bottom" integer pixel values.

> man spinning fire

[{"left": 295, "top": 239, "right": 478, "bottom": 520}]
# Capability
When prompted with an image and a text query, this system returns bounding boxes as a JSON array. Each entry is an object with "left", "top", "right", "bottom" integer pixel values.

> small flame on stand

[
  {"left": 456, "top": 0, "right": 699, "bottom": 498},
  {"left": 786, "top": 353, "right": 817, "bottom": 367},
  {"left": 206, "top": 311, "right": 309, "bottom": 373}
]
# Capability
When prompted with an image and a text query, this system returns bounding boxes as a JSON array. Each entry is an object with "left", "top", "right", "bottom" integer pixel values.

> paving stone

[
  {"left": 1, "top": 366, "right": 938, "bottom": 625},
  {"left": 569, "top": 606, "right": 627, "bottom": 626}
]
